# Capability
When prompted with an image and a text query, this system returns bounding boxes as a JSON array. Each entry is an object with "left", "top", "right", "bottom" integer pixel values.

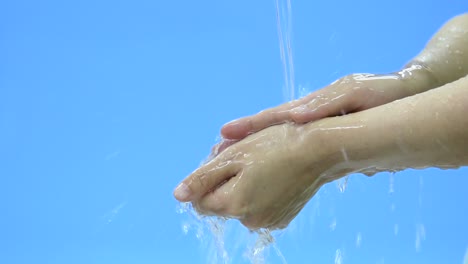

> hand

[
  {"left": 174, "top": 123, "right": 336, "bottom": 230},
  {"left": 220, "top": 73, "right": 411, "bottom": 141}
]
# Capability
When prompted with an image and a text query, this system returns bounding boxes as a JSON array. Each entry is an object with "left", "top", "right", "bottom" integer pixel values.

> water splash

[
  {"left": 245, "top": 229, "right": 287, "bottom": 264},
  {"left": 337, "top": 176, "right": 349, "bottom": 193},
  {"left": 275, "top": 0, "right": 295, "bottom": 101},
  {"left": 177, "top": 202, "right": 287, "bottom": 264},
  {"left": 177, "top": 0, "right": 299, "bottom": 255},
  {"left": 334, "top": 249, "right": 343, "bottom": 264},
  {"left": 177, "top": 203, "right": 230, "bottom": 264}
]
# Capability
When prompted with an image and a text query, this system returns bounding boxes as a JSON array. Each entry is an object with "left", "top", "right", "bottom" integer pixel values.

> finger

[
  {"left": 193, "top": 174, "right": 240, "bottom": 217},
  {"left": 192, "top": 186, "right": 230, "bottom": 217},
  {"left": 290, "top": 92, "right": 356, "bottom": 123},
  {"left": 221, "top": 103, "right": 301, "bottom": 140},
  {"left": 209, "top": 139, "right": 239, "bottom": 159},
  {"left": 220, "top": 91, "right": 323, "bottom": 139},
  {"left": 173, "top": 155, "right": 239, "bottom": 202},
  {"left": 220, "top": 117, "right": 253, "bottom": 140}
]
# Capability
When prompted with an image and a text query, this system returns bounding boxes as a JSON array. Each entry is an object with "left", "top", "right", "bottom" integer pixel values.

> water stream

[
  {"left": 177, "top": 1, "right": 296, "bottom": 263},
  {"left": 275, "top": 0, "right": 295, "bottom": 102},
  {"left": 177, "top": 0, "right": 437, "bottom": 261}
]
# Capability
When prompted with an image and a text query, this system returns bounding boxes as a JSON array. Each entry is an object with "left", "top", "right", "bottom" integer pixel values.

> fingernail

[{"left": 174, "top": 183, "right": 192, "bottom": 201}]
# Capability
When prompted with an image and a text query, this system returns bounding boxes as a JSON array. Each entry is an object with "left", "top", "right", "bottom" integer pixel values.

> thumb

[
  {"left": 174, "top": 157, "right": 239, "bottom": 202},
  {"left": 290, "top": 94, "right": 354, "bottom": 123}
]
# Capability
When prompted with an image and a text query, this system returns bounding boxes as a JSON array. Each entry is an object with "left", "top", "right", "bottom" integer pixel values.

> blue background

[{"left": 1, "top": 0, "right": 468, "bottom": 263}]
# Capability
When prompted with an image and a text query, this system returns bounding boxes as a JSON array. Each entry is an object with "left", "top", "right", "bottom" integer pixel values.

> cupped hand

[
  {"left": 221, "top": 73, "right": 410, "bottom": 141},
  {"left": 174, "top": 123, "right": 334, "bottom": 230}
]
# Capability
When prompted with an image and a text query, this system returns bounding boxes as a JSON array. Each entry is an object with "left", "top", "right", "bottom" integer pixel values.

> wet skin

[{"left": 174, "top": 13, "right": 468, "bottom": 230}]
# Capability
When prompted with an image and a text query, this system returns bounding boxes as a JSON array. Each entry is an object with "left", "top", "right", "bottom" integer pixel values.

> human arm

[
  {"left": 219, "top": 13, "right": 468, "bottom": 141},
  {"left": 174, "top": 75, "right": 468, "bottom": 230},
  {"left": 311, "top": 74, "right": 468, "bottom": 179},
  {"left": 406, "top": 13, "right": 468, "bottom": 94}
]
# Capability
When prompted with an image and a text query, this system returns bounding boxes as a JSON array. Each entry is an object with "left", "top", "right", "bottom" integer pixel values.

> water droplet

[
  {"left": 330, "top": 218, "right": 337, "bottom": 231},
  {"left": 196, "top": 226, "right": 204, "bottom": 240},
  {"left": 337, "top": 176, "right": 349, "bottom": 193},
  {"left": 419, "top": 176, "right": 424, "bottom": 207},
  {"left": 415, "top": 223, "right": 426, "bottom": 252},
  {"left": 356, "top": 232, "right": 362, "bottom": 248},
  {"left": 245, "top": 229, "right": 287, "bottom": 264},
  {"left": 182, "top": 223, "right": 190, "bottom": 234},
  {"left": 177, "top": 202, "right": 190, "bottom": 214},
  {"left": 334, "top": 249, "right": 343, "bottom": 264},
  {"left": 389, "top": 173, "right": 395, "bottom": 194}
]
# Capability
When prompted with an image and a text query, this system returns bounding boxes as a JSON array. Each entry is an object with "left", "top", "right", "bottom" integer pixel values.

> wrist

[
  {"left": 298, "top": 117, "right": 377, "bottom": 183},
  {"left": 397, "top": 62, "right": 441, "bottom": 95},
  {"left": 303, "top": 112, "right": 405, "bottom": 180}
]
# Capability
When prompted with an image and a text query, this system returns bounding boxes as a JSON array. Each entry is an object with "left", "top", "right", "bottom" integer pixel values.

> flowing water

[
  {"left": 179, "top": 1, "right": 431, "bottom": 263},
  {"left": 275, "top": 0, "right": 295, "bottom": 101},
  {"left": 177, "top": 1, "right": 296, "bottom": 263},
  {"left": 177, "top": 202, "right": 287, "bottom": 264}
]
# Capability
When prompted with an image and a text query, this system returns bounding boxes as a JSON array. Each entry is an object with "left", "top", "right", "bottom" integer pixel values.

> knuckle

[
  {"left": 224, "top": 196, "right": 248, "bottom": 218},
  {"left": 193, "top": 170, "right": 208, "bottom": 190},
  {"left": 188, "top": 168, "right": 213, "bottom": 194},
  {"left": 194, "top": 194, "right": 228, "bottom": 216},
  {"left": 289, "top": 109, "right": 306, "bottom": 123}
]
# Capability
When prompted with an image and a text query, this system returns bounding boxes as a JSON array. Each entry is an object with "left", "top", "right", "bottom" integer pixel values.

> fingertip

[
  {"left": 221, "top": 119, "right": 250, "bottom": 139},
  {"left": 220, "top": 126, "right": 234, "bottom": 139},
  {"left": 174, "top": 182, "right": 193, "bottom": 202},
  {"left": 290, "top": 108, "right": 314, "bottom": 123}
]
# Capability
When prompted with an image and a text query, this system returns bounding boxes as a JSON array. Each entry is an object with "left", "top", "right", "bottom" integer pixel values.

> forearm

[
  {"left": 400, "top": 13, "right": 468, "bottom": 95},
  {"left": 301, "top": 75, "right": 468, "bottom": 181}
]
